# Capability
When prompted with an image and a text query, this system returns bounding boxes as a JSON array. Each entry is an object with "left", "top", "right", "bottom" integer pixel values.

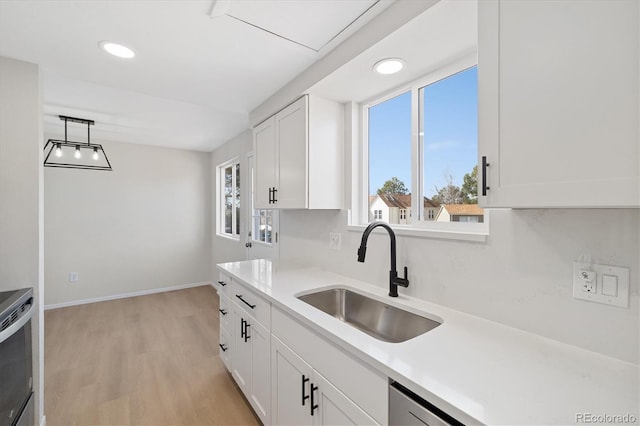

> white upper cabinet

[
  {"left": 253, "top": 95, "right": 344, "bottom": 209},
  {"left": 478, "top": 0, "right": 639, "bottom": 208}
]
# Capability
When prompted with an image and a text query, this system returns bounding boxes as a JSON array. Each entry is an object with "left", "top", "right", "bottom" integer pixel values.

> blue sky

[{"left": 368, "top": 66, "right": 477, "bottom": 198}]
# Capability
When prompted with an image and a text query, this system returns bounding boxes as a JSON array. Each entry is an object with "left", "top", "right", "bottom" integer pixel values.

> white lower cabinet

[
  {"left": 271, "top": 336, "right": 378, "bottom": 426},
  {"left": 218, "top": 291, "right": 232, "bottom": 372},
  {"left": 231, "top": 288, "right": 271, "bottom": 425},
  {"left": 219, "top": 272, "right": 386, "bottom": 426}
]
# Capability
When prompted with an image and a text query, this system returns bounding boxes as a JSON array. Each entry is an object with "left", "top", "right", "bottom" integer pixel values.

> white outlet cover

[
  {"left": 69, "top": 272, "right": 79, "bottom": 283},
  {"left": 572, "top": 262, "right": 629, "bottom": 308},
  {"left": 329, "top": 232, "right": 341, "bottom": 250}
]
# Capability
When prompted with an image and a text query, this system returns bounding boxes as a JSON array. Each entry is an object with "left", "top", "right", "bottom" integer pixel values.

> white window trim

[
  {"left": 216, "top": 157, "right": 241, "bottom": 241},
  {"left": 353, "top": 52, "right": 488, "bottom": 243}
]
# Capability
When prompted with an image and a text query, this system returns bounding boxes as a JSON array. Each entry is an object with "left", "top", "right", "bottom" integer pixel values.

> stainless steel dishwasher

[{"left": 389, "top": 382, "right": 465, "bottom": 426}]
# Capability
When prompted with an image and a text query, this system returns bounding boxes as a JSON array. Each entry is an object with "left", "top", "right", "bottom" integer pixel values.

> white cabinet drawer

[
  {"left": 272, "top": 307, "right": 388, "bottom": 424},
  {"left": 233, "top": 281, "right": 270, "bottom": 328},
  {"left": 219, "top": 293, "right": 231, "bottom": 332},
  {"left": 217, "top": 272, "right": 231, "bottom": 296},
  {"left": 219, "top": 321, "right": 232, "bottom": 372}
]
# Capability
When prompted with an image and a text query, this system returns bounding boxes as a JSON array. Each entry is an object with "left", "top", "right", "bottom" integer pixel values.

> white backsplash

[{"left": 279, "top": 208, "right": 639, "bottom": 364}]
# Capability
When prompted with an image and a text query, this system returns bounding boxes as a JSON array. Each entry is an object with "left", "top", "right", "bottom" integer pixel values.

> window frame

[
  {"left": 352, "top": 53, "right": 488, "bottom": 242},
  {"left": 217, "top": 157, "right": 241, "bottom": 240}
]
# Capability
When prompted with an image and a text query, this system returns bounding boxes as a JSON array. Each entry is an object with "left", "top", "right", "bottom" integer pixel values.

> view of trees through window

[
  {"left": 368, "top": 66, "right": 482, "bottom": 225},
  {"left": 222, "top": 162, "right": 240, "bottom": 236}
]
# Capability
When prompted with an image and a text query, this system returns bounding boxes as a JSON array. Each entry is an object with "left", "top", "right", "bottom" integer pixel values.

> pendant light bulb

[
  {"left": 55, "top": 142, "right": 63, "bottom": 158},
  {"left": 74, "top": 145, "right": 81, "bottom": 159},
  {"left": 92, "top": 147, "right": 99, "bottom": 161}
]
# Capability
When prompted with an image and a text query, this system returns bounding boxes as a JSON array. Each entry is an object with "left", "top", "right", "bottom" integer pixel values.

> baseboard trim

[{"left": 44, "top": 281, "right": 213, "bottom": 310}]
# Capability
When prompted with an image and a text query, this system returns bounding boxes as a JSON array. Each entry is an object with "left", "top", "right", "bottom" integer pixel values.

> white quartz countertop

[{"left": 217, "top": 259, "right": 639, "bottom": 425}]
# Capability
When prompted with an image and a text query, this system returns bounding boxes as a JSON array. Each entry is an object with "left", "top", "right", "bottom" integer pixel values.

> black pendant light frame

[{"left": 43, "top": 115, "right": 113, "bottom": 171}]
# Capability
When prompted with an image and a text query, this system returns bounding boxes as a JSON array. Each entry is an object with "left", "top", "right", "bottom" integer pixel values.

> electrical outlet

[
  {"left": 69, "top": 272, "right": 79, "bottom": 283},
  {"left": 329, "top": 232, "right": 341, "bottom": 250},
  {"left": 572, "top": 262, "right": 629, "bottom": 308}
]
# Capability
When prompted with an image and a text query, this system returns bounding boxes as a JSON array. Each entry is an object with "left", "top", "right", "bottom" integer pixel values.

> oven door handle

[{"left": 0, "top": 301, "right": 34, "bottom": 344}]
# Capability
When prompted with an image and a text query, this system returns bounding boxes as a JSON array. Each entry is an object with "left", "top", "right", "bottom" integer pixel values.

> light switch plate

[{"left": 572, "top": 262, "right": 629, "bottom": 308}]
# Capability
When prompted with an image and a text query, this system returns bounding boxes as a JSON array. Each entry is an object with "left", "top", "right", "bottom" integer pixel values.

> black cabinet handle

[
  {"left": 302, "top": 375, "right": 310, "bottom": 406},
  {"left": 218, "top": 280, "right": 227, "bottom": 287},
  {"left": 244, "top": 321, "right": 250, "bottom": 342},
  {"left": 481, "top": 156, "right": 490, "bottom": 196},
  {"left": 272, "top": 187, "right": 277, "bottom": 203},
  {"left": 240, "top": 318, "right": 246, "bottom": 339},
  {"left": 219, "top": 343, "right": 227, "bottom": 352},
  {"left": 310, "top": 383, "right": 318, "bottom": 416},
  {"left": 235, "top": 294, "right": 256, "bottom": 309},
  {"left": 245, "top": 242, "right": 252, "bottom": 248},
  {"left": 219, "top": 309, "right": 227, "bottom": 316},
  {"left": 268, "top": 187, "right": 273, "bottom": 204}
]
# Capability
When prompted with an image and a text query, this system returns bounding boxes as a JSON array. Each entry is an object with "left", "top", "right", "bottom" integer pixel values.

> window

[
  {"left": 218, "top": 159, "right": 240, "bottom": 238},
  {"left": 252, "top": 209, "right": 273, "bottom": 243},
  {"left": 361, "top": 57, "right": 486, "bottom": 237},
  {"left": 373, "top": 210, "right": 382, "bottom": 220}
]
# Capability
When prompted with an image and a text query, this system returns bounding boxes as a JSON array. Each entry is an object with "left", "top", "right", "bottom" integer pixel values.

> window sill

[
  {"left": 216, "top": 233, "right": 241, "bottom": 242},
  {"left": 347, "top": 224, "right": 488, "bottom": 243}
]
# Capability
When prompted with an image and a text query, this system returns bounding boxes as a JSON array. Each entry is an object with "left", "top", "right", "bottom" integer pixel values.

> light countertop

[{"left": 217, "top": 259, "right": 639, "bottom": 425}]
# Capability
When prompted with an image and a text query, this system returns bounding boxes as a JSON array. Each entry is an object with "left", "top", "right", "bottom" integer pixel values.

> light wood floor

[{"left": 44, "top": 286, "right": 259, "bottom": 425}]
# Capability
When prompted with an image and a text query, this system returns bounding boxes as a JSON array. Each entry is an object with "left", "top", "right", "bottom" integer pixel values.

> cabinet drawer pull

[
  {"left": 235, "top": 294, "right": 256, "bottom": 309},
  {"left": 244, "top": 321, "right": 250, "bottom": 342},
  {"left": 481, "top": 156, "right": 490, "bottom": 196},
  {"left": 219, "top": 343, "right": 227, "bottom": 352},
  {"left": 272, "top": 187, "right": 278, "bottom": 203},
  {"left": 240, "top": 318, "right": 246, "bottom": 339},
  {"left": 219, "top": 309, "right": 227, "bottom": 316},
  {"left": 302, "top": 375, "right": 310, "bottom": 406},
  {"left": 218, "top": 280, "right": 227, "bottom": 287},
  {"left": 310, "top": 383, "right": 318, "bottom": 416}
]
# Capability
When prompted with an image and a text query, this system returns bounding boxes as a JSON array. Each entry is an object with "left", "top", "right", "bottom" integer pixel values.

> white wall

[
  {"left": 0, "top": 56, "right": 45, "bottom": 425},
  {"left": 44, "top": 141, "right": 211, "bottom": 307},
  {"left": 210, "top": 130, "right": 252, "bottom": 270},
  {"left": 278, "top": 208, "right": 639, "bottom": 364}
]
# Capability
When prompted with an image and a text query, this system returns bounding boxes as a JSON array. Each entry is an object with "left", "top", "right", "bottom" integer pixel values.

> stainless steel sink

[{"left": 297, "top": 288, "right": 441, "bottom": 343}]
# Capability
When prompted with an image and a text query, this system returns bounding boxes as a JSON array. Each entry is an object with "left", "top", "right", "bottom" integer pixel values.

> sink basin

[{"left": 297, "top": 288, "right": 441, "bottom": 343}]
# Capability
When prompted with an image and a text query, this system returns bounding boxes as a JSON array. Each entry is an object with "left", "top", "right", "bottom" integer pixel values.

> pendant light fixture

[{"left": 43, "top": 116, "right": 113, "bottom": 171}]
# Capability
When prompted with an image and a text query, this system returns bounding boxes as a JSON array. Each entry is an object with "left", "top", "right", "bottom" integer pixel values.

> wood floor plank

[{"left": 45, "top": 285, "right": 259, "bottom": 425}]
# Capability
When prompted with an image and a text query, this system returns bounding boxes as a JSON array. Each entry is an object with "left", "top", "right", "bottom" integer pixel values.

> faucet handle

[
  {"left": 394, "top": 266, "right": 410, "bottom": 288},
  {"left": 398, "top": 266, "right": 409, "bottom": 287}
]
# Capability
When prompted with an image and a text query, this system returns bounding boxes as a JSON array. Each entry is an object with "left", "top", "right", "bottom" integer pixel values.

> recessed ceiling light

[
  {"left": 99, "top": 41, "right": 135, "bottom": 59},
  {"left": 373, "top": 58, "right": 405, "bottom": 75}
]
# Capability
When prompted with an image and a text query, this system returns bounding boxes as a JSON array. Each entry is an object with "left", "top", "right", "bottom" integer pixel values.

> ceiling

[
  {"left": 309, "top": 0, "right": 477, "bottom": 103},
  {"left": 0, "top": 0, "right": 389, "bottom": 151}
]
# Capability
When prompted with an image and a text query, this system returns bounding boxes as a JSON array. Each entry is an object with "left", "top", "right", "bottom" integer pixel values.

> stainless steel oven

[{"left": 0, "top": 288, "right": 34, "bottom": 426}]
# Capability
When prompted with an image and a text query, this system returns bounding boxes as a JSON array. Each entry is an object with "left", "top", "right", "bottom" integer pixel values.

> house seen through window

[{"left": 367, "top": 65, "right": 483, "bottom": 227}]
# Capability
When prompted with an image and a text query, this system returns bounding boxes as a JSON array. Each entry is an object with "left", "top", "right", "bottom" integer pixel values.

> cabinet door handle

[
  {"left": 310, "top": 383, "right": 318, "bottom": 416},
  {"left": 219, "top": 343, "right": 227, "bottom": 352},
  {"left": 235, "top": 294, "right": 256, "bottom": 309},
  {"left": 244, "top": 321, "right": 250, "bottom": 342},
  {"left": 481, "top": 156, "right": 490, "bottom": 196},
  {"left": 240, "top": 318, "right": 246, "bottom": 339},
  {"left": 272, "top": 187, "right": 278, "bottom": 203},
  {"left": 217, "top": 280, "right": 227, "bottom": 287},
  {"left": 301, "top": 375, "right": 310, "bottom": 406},
  {"left": 268, "top": 187, "right": 273, "bottom": 204},
  {"left": 219, "top": 309, "right": 227, "bottom": 316}
]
